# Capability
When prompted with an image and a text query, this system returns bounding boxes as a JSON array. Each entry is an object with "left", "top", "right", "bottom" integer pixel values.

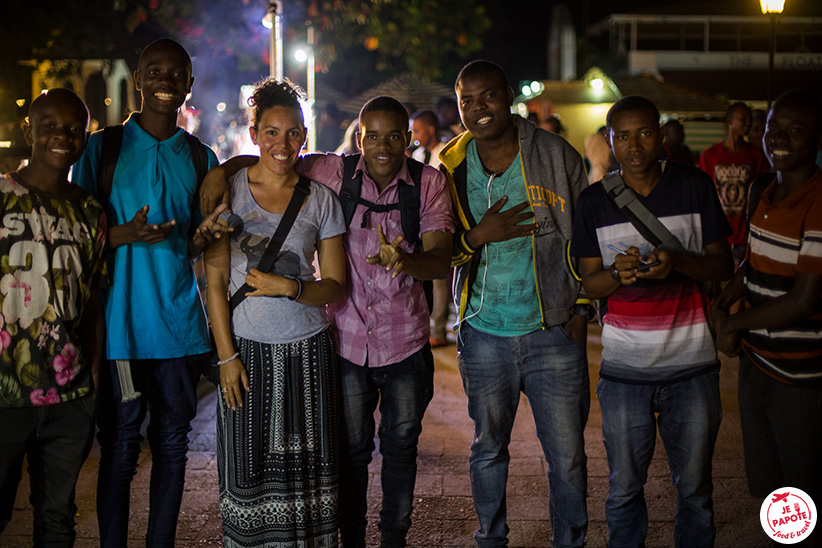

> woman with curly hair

[{"left": 205, "top": 78, "right": 346, "bottom": 547}]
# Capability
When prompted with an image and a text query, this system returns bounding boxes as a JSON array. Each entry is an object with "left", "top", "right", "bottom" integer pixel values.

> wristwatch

[
  {"left": 609, "top": 262, "right": 620, "bottom": 283},
  {"left": 572, "top": 303, "right": 597, "bottom": 322}
]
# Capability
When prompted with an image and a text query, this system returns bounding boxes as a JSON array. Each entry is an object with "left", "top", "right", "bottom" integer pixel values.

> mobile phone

[
  {"left": 637, "top": 260, "right": 660, "bottom": 272},
  {"left": 217, "top": 210, "right": 243, "bottom": 229}
]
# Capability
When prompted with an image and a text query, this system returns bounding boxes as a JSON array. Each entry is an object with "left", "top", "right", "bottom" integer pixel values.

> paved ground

[{"left": 2, "top": 324, "right": 770, "bottom": 547}]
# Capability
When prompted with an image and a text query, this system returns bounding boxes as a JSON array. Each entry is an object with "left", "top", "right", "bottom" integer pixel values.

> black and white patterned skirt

[{"left": 217, "top": 329, "right": 339, "bottom": 548}]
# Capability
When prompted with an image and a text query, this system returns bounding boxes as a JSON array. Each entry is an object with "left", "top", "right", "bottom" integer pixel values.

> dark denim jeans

[
  {"left": 96, "top": 355, "right": 204, "bottom": 548},
  {"left": 337, "top": 346, "right": 434, "bottom": 548},
  {"left": 738, "top": 355, "right": 822, "bottom": 503},
  {"left": 0, "top": 397, "right": 96, "bottom": 547},
  {"left": 457, "top": 322, "right": 590, "bottom": 548},
  {"left": 597, "top": 370, "right": 722, "bottom": 548}
]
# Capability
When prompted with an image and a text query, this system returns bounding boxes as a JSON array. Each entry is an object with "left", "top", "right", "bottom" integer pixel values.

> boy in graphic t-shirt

[{"left": 0, "top": 89, "right": 107, "bottom": 546}]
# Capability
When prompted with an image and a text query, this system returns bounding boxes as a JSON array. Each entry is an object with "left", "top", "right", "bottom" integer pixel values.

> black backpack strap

[
  {"left": 184, "top": 132, "right": 210, "bottom": 238},
  {"left": 400, "top": 158, "right": 432, "bottom": 312},
  {"left": 98, "top": 125, "right": 124, "bottom": 206},
  {"left": 339, "top": 153, "right": 363, "bottom": 228},
  {"left": 185, "top": 132, "right": 209, "bottom": 187},
  {"left": 228, "top": 176, "right": 312, "bottom": 311},
  {"left": 97, "top": 125, "right": 124, "bottom": 284},
  {"left": 399, "top": 158, "right": 424, "bottom": 253},
  {"left": 339, "top": 154, "right": 424, "bottom": 253}
]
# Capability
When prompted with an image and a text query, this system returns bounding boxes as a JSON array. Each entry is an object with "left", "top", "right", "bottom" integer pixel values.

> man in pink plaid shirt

[
  {"left": 201, "top": 95, "right": 453, "bottom": 548},
  {"left": 299, "top": 97, "right": 453, "bottom": 548}
]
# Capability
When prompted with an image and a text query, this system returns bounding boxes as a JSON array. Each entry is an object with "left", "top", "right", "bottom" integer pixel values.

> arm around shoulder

[
  {"left": 296, "top": 234, "right": 346, "bottom": 306},
  {"left": 200, "top": 155, "right": 257, "bottom": 216}
]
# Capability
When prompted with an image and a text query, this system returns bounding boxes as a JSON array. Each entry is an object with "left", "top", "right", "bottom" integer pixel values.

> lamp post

[
  {"left": 760, "top": 0, "right": 785, "bottom": 109},
  {"left": 262, "top": 1, "right": 283, "bottom": 80},
  {"left": 294, "top": 26, "right": 316, "bottom": 151},
  {"left": 307, "top": 25, "right": 315, "bottom": 151}
]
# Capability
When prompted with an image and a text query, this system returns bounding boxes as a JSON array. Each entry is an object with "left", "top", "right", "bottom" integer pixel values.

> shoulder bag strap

[
  {"left": 228, "top": 175, "right": 311, "bottom": 312},
  {"left": 601, "top": 171, "right": 685, "bottom": 253}
]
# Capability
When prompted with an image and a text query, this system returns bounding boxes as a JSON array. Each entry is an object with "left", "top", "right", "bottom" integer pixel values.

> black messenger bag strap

[
  {"left": 227, "top": 175, "right": 311, "bottom": 312},
  {"left": 601, "top": 171, "right": 686, "bottom": 253}
]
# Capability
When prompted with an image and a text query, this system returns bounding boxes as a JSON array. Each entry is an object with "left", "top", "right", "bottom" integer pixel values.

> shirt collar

[
  {"left": 357, "top": 154, "right": 417, "bottom": 188},
  {"left": 124, "top": 113, "right": 188, "bottom": 154}
]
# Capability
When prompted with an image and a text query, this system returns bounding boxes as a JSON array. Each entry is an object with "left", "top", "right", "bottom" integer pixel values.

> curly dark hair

[{"left": 247, "top": 78, "right": 305, "bottom": 127}]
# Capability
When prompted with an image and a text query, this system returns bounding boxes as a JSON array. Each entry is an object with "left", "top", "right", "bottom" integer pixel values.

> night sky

[{"left": 481, "top": 0, "right": 822, "bottom": 86}]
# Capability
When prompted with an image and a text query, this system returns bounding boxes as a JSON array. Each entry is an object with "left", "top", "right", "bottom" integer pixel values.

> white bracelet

[{"left": 217, "top": 352, "right": 239, "bottom": 366}]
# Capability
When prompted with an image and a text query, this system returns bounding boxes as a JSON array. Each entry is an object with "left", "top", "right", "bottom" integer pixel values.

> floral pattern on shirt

[{"left": 0, "top": 174, "right": 106, "bottom": 407}]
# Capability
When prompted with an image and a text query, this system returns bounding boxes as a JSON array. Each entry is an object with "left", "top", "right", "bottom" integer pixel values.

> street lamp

[
  {"left": 262, "top": 1, "right": 283, "bottom": 80},
  {"left": 760, "top": 0, "right": 785, "bottom": 108},
  {"left": 293, "top": 25, "right": 316, "bottom": 151}
]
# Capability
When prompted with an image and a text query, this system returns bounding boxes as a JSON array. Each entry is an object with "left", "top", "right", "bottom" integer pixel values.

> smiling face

[
  {"left": 455, "top": 71, "right": 514, "bottom": 143},
  {"left": 134, "top": 41, "right": 193, "bottom": 116},
  {"left": 764, "top": 100, "right": 822, "bottom": 175},
  {"left": 357, "top": 110, "right": 410, "bottom": 189},
  {"left": 24, "top": 90, "right": 89, "bottom": 174},
  {"left": 250, "top": 105, "right": 306, "bottom": 176},
  {"left": 607, "top": 107, "right": 663, "bottom": 178}
]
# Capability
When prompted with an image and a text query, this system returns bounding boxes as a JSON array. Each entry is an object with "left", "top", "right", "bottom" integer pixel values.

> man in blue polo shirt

[{"left": 71, "top": 39, "right": 224, "bottom": 547}]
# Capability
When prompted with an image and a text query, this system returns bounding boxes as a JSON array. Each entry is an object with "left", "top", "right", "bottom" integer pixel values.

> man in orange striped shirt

[{"left": 713, "top": 89, "right": 822, "bottom": 546}]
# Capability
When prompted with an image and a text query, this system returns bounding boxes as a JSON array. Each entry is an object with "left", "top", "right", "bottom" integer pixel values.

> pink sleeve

[
  {"left": 419, "top": 167, "right": 454, "bottom": 235},
  {"left": 297, "top": 153, "right": 344, "bottom": 194}
]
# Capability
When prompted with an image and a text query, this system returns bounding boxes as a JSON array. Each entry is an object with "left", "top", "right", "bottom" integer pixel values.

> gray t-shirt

[{"left": 228, "top": 168, "right": 346, "bottom": 344}]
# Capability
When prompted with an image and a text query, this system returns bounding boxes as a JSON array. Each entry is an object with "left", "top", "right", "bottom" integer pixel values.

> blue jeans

[
  {"left": 338, "top": 347, "right": 434, "bottom": 548},
  {"left": 457, "top": 323, "right": 590, "bottom": 548},
  {"left": 0, "top": 397, "right": 96, "bottom": 547},
  {"left": 96, "top": 355, "right": 204, "bottom": 548},
  {"left": 597, "top": 370, "right": 722, "bottom": 548}
]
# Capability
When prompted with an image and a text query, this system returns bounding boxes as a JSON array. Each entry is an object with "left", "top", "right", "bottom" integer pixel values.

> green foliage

[
  {"left": 13, "top": 339, "right": 33, "bottom": 384},
  {"left": 307, "top": 0, "right": 491, "bottom": 80},
  {"left": 0, "top": 373, "right": 22, "bottom": 405}
]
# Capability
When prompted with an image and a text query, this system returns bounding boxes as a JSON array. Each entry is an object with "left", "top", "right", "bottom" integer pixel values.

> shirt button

[
  {"left": 764, "top": 214, "right": 768, "bottom": 219},
  {"left": 368, "top": 330, "right": 372, "bottom": 335},
  {"left": 367, "top": 306, "right": 372, "bottom": 310},
  {"left": 367, "top": 281, "right": 372, "bottom": 286}
]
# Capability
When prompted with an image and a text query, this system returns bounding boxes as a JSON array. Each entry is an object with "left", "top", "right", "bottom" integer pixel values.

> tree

[{"left": 306, "top": 0, "right": 491, "bottom": 82}]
